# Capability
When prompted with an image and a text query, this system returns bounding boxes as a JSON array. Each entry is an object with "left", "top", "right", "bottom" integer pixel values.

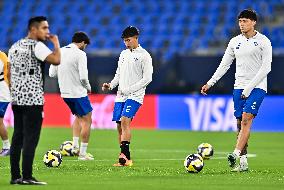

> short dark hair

[
  {"left": 238, "top": 9, "right": 257, "bottom": 22},
  {"left": 121, "top": 26, "right": 139, "bottom": 39},
  {"left": 72, "top": 31, "right": 90, "bottom": 44},
  {"left": 28, "top": 16, "right": 47, "bottom": 30}
]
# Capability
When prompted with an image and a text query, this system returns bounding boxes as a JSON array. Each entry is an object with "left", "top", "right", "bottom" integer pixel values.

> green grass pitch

[{"left": 0, "top": 128, "right": 284, "bottom": 190}]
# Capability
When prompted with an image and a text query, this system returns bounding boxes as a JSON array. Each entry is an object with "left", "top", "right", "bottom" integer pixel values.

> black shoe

[
  {"left": 22, "top": 177, "right": 47, "bottom": 185},
  {"left": 227, "top": 153, "right": 237, "bottom": 168},
  {"left": 10, "top": 178, "right": 23, "bottom": 185}
]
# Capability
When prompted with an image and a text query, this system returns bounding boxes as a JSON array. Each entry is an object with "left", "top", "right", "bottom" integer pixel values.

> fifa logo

[{"left": 254, "top": 42, "right": 258, "bottom": 46}]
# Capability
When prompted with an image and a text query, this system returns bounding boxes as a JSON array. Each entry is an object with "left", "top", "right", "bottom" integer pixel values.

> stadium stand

[{"left": 0, "top": 0, "right": 284, "bottom": 59}]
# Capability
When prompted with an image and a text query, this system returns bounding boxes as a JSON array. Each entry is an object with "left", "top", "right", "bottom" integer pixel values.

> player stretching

[
  {"left": 0, "top": 51, "right": 11, "bottom": 156},
  {"left": 49, "top": 32, "right": 94, "bottom": 161},
  {"left": 201, "top": 9, "right": 272, "bottom": 172},
  {"left": 102, "top": 26, "right": 153, "bottom": 166}
]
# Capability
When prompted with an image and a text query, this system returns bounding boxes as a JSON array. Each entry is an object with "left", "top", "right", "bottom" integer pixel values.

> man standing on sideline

[
  {"left": 201, "top": 9, "right": 272, "bottom": 172},
  {"left": 0, "top": 50, "right": 11, "bottom": 156},
  {"left": 9, "top": 16, "right": 60, "bottom": 185},
  {"left": 102, "top": 26, "right": 153, "bottom": 166},
  {"left": 49, "top": 31, "right": 94, "bottom": 161}
]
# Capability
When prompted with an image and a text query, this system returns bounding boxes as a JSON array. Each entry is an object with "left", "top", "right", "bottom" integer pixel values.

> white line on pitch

[{"left": 63, "top": 154, "right": 257, "bottom": 162}]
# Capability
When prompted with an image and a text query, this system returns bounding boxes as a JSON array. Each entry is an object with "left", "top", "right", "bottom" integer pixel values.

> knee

[
  {"left": 241, "top": 113, "right": 254, "bottom": 127},
  {"left": 121, "top": 118, "right": 130, "bottom": 128}
]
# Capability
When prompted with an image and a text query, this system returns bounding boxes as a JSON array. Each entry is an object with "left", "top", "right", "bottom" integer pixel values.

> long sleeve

[
  {"left": 207, "top": 40, "right": 235, "bottom": 87},
  {"left": 242, "top": 39, "right": 272, "bottom": 97},
  {"left": 78, "top": 52, "right": 91, "bottom": 92},
  {"left": 49, "top": 65, "right": 58, "bottom": 78},
  {"left": 109, "top": 56, "right": 121, "bottom": 90},
  {"left": 125, "top": 54, "right": 153, "bottom": 94}
]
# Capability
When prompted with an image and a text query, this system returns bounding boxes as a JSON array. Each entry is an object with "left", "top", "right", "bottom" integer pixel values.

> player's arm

[
  {"left": 48, "top": 65, "right": 58, "bottom": 78},
  {"left": 34, "top": 35, "right": 61, "bottom": 65},
  {"left": 201, "top": 40, "right": 235, "bottom": 95},
  {"left": 7, "top": 61, "right": 10, "bottom": 87},
  {"left": 102, "top": 55, "right": 121, "bottom": 92},
  {"left": 78, "top": 52, "right": 91, "bottom": 93},
  {"left": 242, "top": 39, "right": 272, "bottom": 98},
  {"left": 122, "top": 53, "right": 153, "bottom": 95}
]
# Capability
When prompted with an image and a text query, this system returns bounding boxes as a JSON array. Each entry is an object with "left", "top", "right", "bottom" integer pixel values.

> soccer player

[
  {"left": 201, "top": 9, "right": 272, "bottom": 172},
  {"left": 49, "top": 31, "right": 94, "bottom": 161},
  {"left": 9, "top": 16, "right": 60, "bottom": 185},
  {"left": 0, "top": 50, "right": 11, "bottom": 156},
  {"left": 102, "top": 26, "right": 153, "bottom": 166}
]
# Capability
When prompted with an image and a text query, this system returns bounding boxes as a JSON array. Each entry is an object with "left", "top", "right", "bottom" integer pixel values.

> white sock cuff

[
  {"left": 233, "top": 149, "right": 241, "bottom": 157},
  {"left": 2, "top": 139, "right": 10, "bottom": 149},
  {"left": 81, "top": 142, "right": 88, "bottom": 147}
]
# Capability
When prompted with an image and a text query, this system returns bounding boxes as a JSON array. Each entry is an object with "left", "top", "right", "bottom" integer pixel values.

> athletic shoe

[
  {"left": 10, "top": 178, "right": 23, "bottom": 185},
  {"left": 86, "top": 152, "right": 94, "bottom": 158},
  {"left": 78, "top": 153, "right": 94, "bottom": 161},
  {"left": 113, "top": 153, "right": 133, "bottom": 167},
  {"left": 0, "top": 148, "right": 10, "bottom": 156},
  {"left": 227, "top": 153, "right": 238, "bottom": 168},
  {"left": 231, "top": 163, "right": 249, "bottom": 172},
  {"left": 22, "top": 177, "right": 47, "bottom": 185},
  {"left": 71, "top": 147, "right": 80, "bottom": 156}
]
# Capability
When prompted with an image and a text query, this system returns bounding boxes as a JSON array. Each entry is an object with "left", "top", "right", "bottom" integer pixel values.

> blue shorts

[
  {"left": 63, "top": 96, "right": 93, "bottom": 117},
  {"left": 233, "top": 88, "right": 266, "bottom": 119},
  {"left": 112, "top": 99, "right": 141, "bottom": 121},
  {"left": 0, "top": 102, "right": 9, "bottom": 118}
]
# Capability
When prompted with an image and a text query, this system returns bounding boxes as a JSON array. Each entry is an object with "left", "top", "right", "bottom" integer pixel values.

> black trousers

[{"left": 10, "top": 105, "right": 43, "bottom": 180}]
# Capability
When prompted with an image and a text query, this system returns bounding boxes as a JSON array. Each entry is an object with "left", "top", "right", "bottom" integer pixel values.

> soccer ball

[
  {"left": 60, "top": 141, "right": 74, "bottom": 156},
  {"left": 197, "top": 143, "right": 214, "bottom": 160},
  {"left": 43, "top": 150, "right": 62, "bottom": 167},
  {"left": 184, "top": 153, "right": 204, "bottom": 173}
]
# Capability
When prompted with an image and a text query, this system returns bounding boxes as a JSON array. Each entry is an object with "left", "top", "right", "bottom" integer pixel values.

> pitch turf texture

[{"left": 1, "top": 128, "right": 284, "bottom": 190}]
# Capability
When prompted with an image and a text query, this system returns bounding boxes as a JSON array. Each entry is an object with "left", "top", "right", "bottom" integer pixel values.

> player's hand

[
  {"left": 241, "top": 94, "right": 247, "bottom": 99},
  {"left": 201, "top": 84, "right": 210, "bottom": 95},
  {"left": 47, "top": 34, "right": 60, "bottom": 45},
  {"left": 102, "top": 83, "right": 111, "bottom": 91}
]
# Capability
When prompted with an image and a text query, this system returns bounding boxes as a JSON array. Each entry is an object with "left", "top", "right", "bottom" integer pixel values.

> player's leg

[
  {"left": 72, "top": 117, "right": 81, "bottom": 155},
  {"left": 116, "top": 121, "right": 122, "bottom": 144},
  {"left": 115, "top": 99, "right": 141, "bottom": 166},
  {"left": 78, "top": 112, "right": 92, "bottom": 160},
  {"left": 0, "top": 102, "right": 11, "bottom": 156},
  {"left": 231, "top": 118, "right": 249, "bottom": 172},
  {"left": 10, "top": 105, "right": 24, "bottom": 184},
  {"left": 235, "top": 112, "right": 254, "bottom": 154},
  {"left": 22, "top": 105, "right": 46, "bottom": 185},
  {"left": 228, "top": 89, "right": 245, "bottom": 168},
  {"left": 73, "top": 96, "right": 93, "bottom": 160},
  {"left": 119, "top": 116, "right": 132, "bottom": 164},
  {"left": 229, "top": 88, "right": 266, "bottom": 169}
]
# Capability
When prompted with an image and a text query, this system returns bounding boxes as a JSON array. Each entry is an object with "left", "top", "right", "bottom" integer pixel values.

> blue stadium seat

[{"left": 0, "top": 0, "right": 281, "bottom": 59}]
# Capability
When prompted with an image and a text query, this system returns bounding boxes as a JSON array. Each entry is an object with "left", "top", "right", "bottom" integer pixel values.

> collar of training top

[
  {"left": 68, "top": 43, "right": 78, "bottom": 48},
  {"left": 241, "top": 30, "right": 259, "bottom": 39},
  {"left": 128, "top": 44, "right": 142, "bottom": 52}
]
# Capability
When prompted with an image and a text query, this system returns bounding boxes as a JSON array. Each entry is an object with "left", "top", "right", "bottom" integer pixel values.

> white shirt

[
  {"left": 0, "top": 59, "right": 11, "bottom": 102},
  {"left": 110, "top": 45, "right": 153, "bottom": 104},
  {"left": 49, "top": 43, "right": 91, "bottom": 98},
  {"left": 207, "top": 31, "right": 272, "bottom": 97},
  {"left": 34, "top": 41, "right": 52, "bottom": 62}
]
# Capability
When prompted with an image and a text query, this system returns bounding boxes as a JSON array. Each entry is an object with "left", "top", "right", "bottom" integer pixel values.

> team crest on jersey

[
  {"left": 254, "top": 42, "right": 258, "bottom": 46},
  {"left": 134, "top": 57, "right": 138, "bottom": 61}
]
